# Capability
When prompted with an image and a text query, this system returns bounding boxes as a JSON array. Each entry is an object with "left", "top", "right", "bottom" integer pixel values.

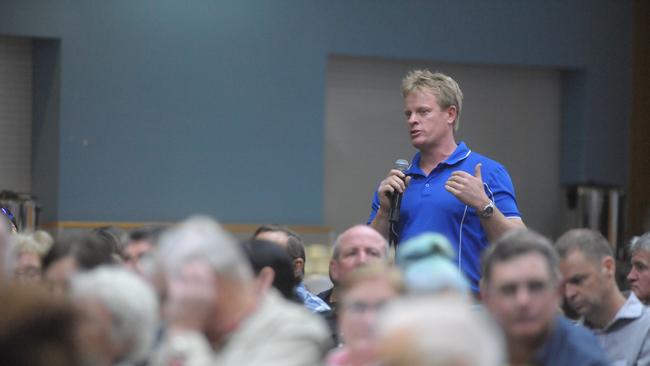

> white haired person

[
  {"left": 376, "top": 297, "right": 504, "bottom": 366},
  {"left": 154, "top": 216, "right": 331, "bottom": 366},
  {"left": 70, "top": 266, "right": 159, "bottom": 366},
  {"left": 12, "top": 231, "right": 54, "bottom": 282}
]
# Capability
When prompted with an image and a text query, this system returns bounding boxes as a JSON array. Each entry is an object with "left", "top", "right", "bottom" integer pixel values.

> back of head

[
  {"left": 242, "top": 239, "right": 298, "bottom": 299},
  {"left": 92, "top": 226, "right": 129, "bottom": 259},
  {"left": 482, "top": 228, "right": 559, "bottom": 285},
  {"left": 129, "top": 225, "right": 165, "bottom": 245},
  {"left": 401, "top": 70, "right": 463, "bottom": 131},
  {"left": 254, "top": 224, "right": 306, "bottom": 280},
  {"left": 43, "top": 234, "right": 117, "bottom": 273},
  {"left": 396, "top": 232, "right": 470, "bottom": 297},
  {"left": 555, "top": 228, "right": 613, "bottom": 263},
  {"left": 158, "top": 215, "right": 252, "bottom": 282},
  {"left": 0, "top": 285, "right": 80, "bottom": 366},
  {"left": 70, "top": 266, "right": 159, "bottom": 364},
  {"left": 377, "top": 297, "right": 504, "bottom": 366}
]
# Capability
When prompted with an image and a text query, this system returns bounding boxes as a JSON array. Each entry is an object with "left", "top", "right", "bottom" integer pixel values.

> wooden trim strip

[{"left": 40, "top": 221, "right": 333, "bottom": 234}]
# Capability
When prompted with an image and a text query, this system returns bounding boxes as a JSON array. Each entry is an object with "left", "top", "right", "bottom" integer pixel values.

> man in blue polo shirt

[{"left": 368, "top": 70, "right": 524, "bottom": 291}]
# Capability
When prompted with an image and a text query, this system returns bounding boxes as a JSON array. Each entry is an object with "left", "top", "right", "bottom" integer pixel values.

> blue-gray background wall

[{"left": 0, "top": 0, "right": 632, "bottom": 225}]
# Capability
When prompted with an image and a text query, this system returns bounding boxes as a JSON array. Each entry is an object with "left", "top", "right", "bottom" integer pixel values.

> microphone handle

[{"left": 389, "top": 190, "right": 402, "bottom": 223}]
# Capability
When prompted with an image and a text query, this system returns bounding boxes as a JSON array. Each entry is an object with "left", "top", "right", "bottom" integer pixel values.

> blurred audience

[
  {"left": 124, "top": 225, "right": 164, "bottom": 275},
  {"left": 396, "top": 232, "right": 470, "bottom": 298},
  {"left": 11, "top": 230, "right": 54, "bottom": 282},
  {"left": 326, "top": 264, "right": 404, "bottom": 366},
  {"left": 242, "top": 238, "right": 299, "bottom": 300},
  {"left": 71, "top": 266, "right": 159, "bottom": 366},
  {"left": 557, "top": 228, "right": 650, "bottom": 365},
  {"left": 92, "top": 226, "right": 129, "bottom": 262},
  {"left": 154, "top": 216, "right": 331, "bottom": 366},
  {"left": 42, "top": 234, "right": 118, "bottom": 294},
  {"left": 481, "top": 228, "right": 609, "bottom": 366},
  {"left": 376, "top": 297, "right": 504, "bottom": 366},
  {"left": 318, "top": 225, "right": 389, "bottom": 343},
  {"left": 0, "top": 284, "right": 80, "bottom": 366},
  {"left": 253, "top": 224, "right": 331, "bottom": 313}
]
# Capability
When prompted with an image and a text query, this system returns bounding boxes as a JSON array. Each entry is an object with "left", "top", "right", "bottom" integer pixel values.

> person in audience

[
  {"left": 124, "top": 225, "right": 164, "bottom": 275},
  {"left": 154, "top": 216, "right": 331, "bottom": 366},
  {"left": 627, "top": 232, "right": 650, "bottom": 304},
  {"left": 376, "top": 297, "right": 504, "bottom": 366},
  {"left": 253, "top": 224, "right": 330, "bottom": 312},
  {"left": 481, "top": 228, "right": 609, "bottom": 366},
  {"left": 71, "top": 266, "right": 159, "bottom": 366},
  {"left": 92, "top": 225, "right": 129, "bottom": 262},
  {"left": 326, "top": 264, "right": 404, "bottom": 366},
  {"left": 317, "top": 225, "right": 390, "bottom": 343},
  {"left": 12, "top": 231, "right": 53, "bottom": 282},
  {"left": 395, "top": 232, "right": 470, "bottom": 298},
  {"left": 242, "top": 238, "right": 299, "bottom": 300},
  {"left": 557, "top": 228, "right": 650, "bottom": 365},
  {"left": 42, "top": 234, "right": 117, "bottom": 294}
]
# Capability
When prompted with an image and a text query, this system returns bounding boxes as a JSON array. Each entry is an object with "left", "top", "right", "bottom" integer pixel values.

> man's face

[
  {"left": 340, "top": 276, "right": 399, "bottom": 348},
  {"left": 14, "top": 251, "right": 42, "bottom": 282},
  {"left": 331, "top": 227, "right": 387, "bottom": 283},
  {"left": 124, "top": 240, "right": 154, "bottom": 274},
  {"left": 628, "top": 250, "right": 650, "bottom": 304},
  {"left": 482, "top": 253, "right": 558, "bottom": 342},
  {"left": 404, "top": 89, "right": 456, "bottom": 151},
  {"left": 559, "top": 249, "right": 608, "bottom": 319}
]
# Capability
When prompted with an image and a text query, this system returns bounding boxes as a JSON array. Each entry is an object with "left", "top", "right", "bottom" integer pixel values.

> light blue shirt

[
  {"left": 583, "top": 293, "right": 650, "bottom": 366},
  {"left": 294, "top": 282, "right": 331, "bottom": 313}
]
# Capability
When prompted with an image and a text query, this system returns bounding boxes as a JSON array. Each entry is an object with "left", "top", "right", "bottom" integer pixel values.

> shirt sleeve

[
  {"left": 367, "top": 186, "right": 381, "bottom": 225},
  {"left": 483, "top": 163, "right": 521, "bottom": 219}
]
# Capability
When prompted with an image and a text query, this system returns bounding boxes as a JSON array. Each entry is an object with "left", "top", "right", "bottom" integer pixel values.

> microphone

[{"left": 389, "top": 159, "right": 410, "bottom": 224}]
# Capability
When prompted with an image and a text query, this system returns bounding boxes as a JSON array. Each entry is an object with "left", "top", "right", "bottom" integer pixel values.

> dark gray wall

[{"left": 0, "top": 0, "right": 632, "bottom": 224}]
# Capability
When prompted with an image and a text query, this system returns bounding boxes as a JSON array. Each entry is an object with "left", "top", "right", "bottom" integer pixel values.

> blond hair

[{"left": 401, "top": 70, "right": 463, "bottom": 131}]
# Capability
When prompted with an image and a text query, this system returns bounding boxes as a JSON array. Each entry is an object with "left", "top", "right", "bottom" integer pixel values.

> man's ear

[
  {"left": 329, "top": 260, "right": 339, "bottom": 283},
  {"left": 601, "top": 256, "right": 616, "bottom": 278},
  {"left": 293, "top": 258, "right": 305, "bottom": 278},
  {"left": 446, "top": 105, "right": 458, "bottom": 125}
]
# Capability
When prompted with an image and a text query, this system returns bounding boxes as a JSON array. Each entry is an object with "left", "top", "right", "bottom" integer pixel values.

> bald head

[{"left": 330, "top": 225, "right": 389, "bottom": 283}]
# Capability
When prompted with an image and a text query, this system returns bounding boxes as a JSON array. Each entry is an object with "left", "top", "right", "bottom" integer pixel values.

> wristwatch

[{"left": 479, "top": 201, "right": 495, "bottom": 218}]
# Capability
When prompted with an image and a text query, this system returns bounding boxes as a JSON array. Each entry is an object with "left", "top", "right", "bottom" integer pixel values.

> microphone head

[{"left": 394, "top": 159, "right": 410, "bottom": 173}]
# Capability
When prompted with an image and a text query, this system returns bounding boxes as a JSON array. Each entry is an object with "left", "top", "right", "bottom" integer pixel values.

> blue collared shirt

[
  {"left": 368, "top": 142, "right": 521, "bottom": 291},
  {"left": 535, "top": 316, "right": 610, "bottom": 366},
  {"left": 295, "top": 282, "right": 331, "bottom": 313}
]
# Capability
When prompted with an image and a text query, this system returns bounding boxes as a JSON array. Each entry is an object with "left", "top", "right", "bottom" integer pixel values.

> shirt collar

[
  {"left": 610, "top": 292, "right": 645, "bottom": 324},
  {"left": 581, "top": 292, "right": 645, "bottom": 331},
  {"left": 408, "top": 141, "right": 472, "bottom": 175}
]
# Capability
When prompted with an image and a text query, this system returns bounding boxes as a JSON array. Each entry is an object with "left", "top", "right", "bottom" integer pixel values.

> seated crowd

[{"left": 1, "top": 210, "right": 650, "bottom": 366}]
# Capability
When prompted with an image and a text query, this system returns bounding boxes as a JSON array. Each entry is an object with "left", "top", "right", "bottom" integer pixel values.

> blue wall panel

[{"left": 0, "top": 0, "right": 632, "bottom": 223}]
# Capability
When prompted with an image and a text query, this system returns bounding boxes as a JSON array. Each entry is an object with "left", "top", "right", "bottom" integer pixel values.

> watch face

[{"left": 482, "top": 203, "right": 494, "bottom": 217}]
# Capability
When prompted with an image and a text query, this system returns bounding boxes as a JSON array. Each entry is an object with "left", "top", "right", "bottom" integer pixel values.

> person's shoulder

[{"left": 555, "top": 317, "right": 609, "bottom": 363}]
